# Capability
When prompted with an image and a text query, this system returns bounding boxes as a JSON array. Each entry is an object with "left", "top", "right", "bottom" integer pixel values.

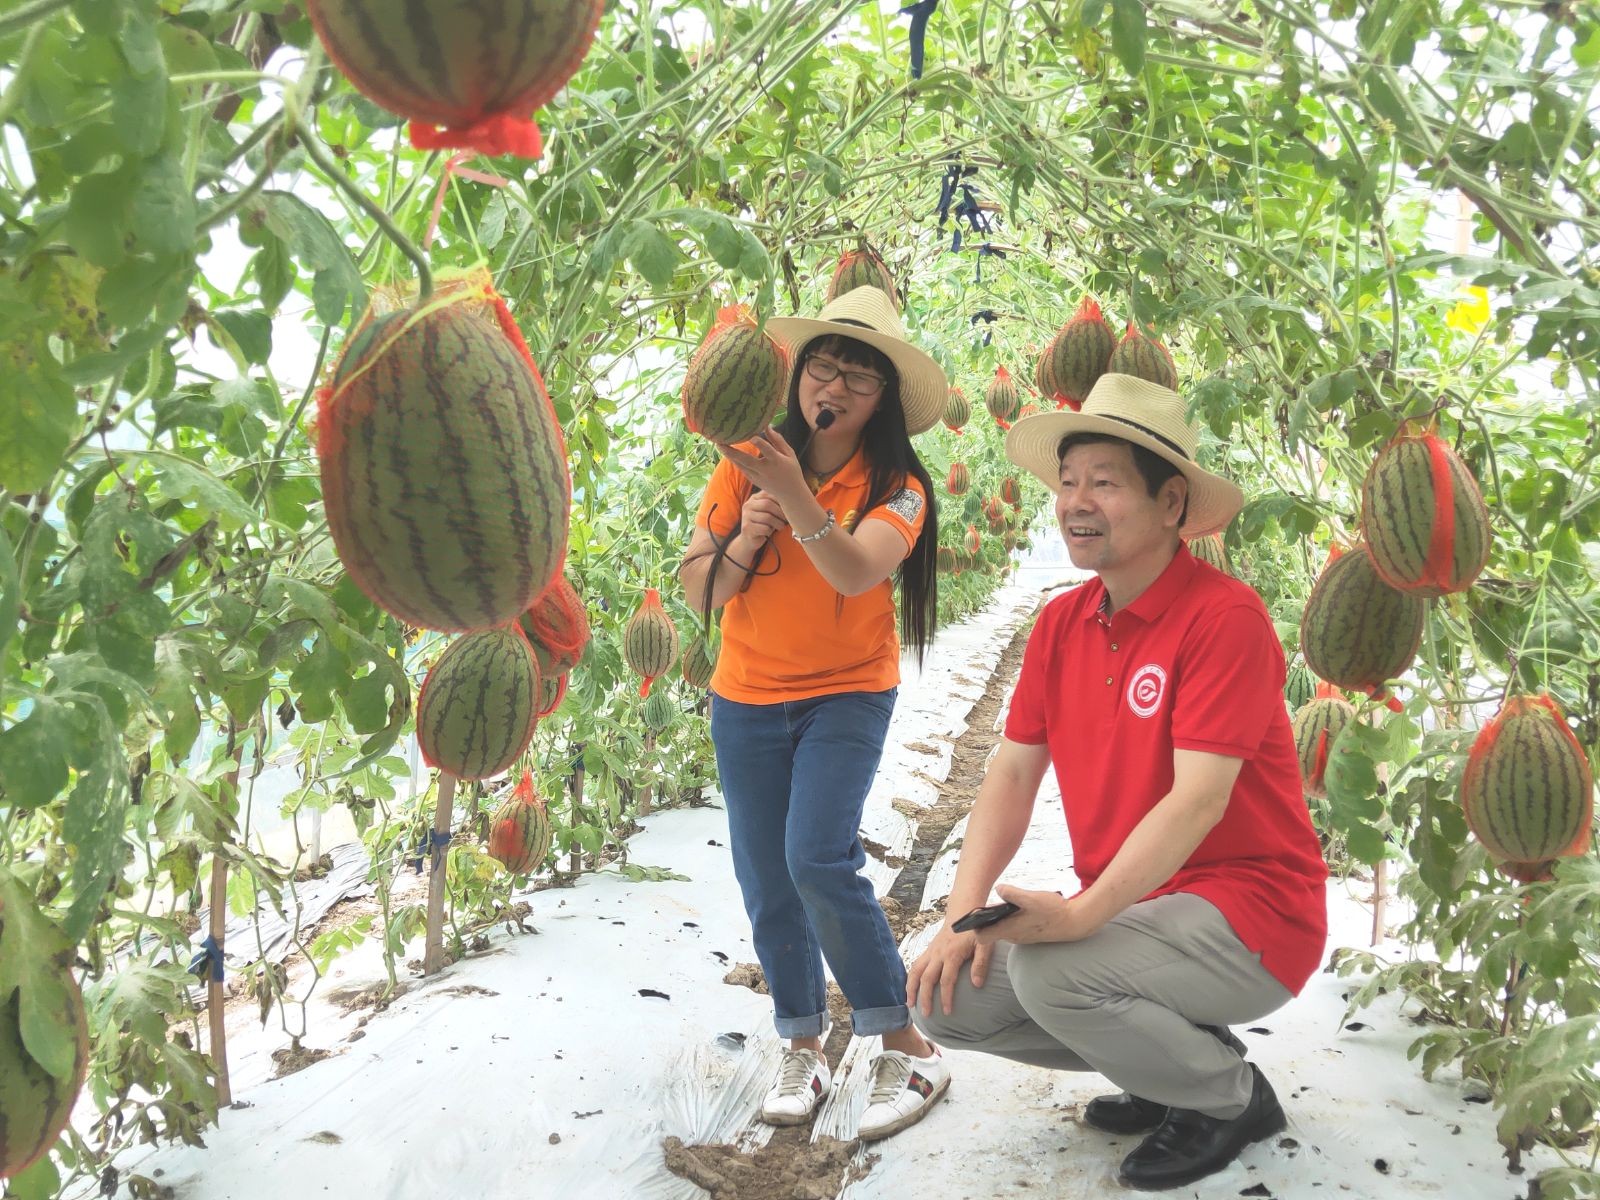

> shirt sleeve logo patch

[
  {"left": 1127, "top": 663, "right": 1168, "bottom": 718},
  {"left": 885, "top": 487, "right": 923, "bottom": 523}
]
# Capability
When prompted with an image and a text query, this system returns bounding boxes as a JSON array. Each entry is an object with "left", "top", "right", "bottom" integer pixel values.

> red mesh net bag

[{"left": 519, "top": 574, "right": 590, "bottom": 676}]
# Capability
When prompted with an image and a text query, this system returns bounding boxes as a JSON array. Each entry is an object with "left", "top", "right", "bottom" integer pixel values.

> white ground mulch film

[{"left": 80, "top": 545, "right": 1557, "bottom": 1200}]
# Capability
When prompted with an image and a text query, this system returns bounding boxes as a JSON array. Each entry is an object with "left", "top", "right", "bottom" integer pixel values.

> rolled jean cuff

[
  {"left": 774, "top": 1011, "right": 830, "bottom": 1039},
  {"left": 852, "top": 1002, "right": 913, "bottom": 1037}
]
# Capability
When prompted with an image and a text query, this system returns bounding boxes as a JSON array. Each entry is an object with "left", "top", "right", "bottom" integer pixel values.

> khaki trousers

[{"left": 912, "top": 893, "right": 1293, "bottom": 1119}]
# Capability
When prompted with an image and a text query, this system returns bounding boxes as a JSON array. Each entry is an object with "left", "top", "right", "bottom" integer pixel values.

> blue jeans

[{"left": 710, "top": 688, "right": 912, "bottom": 1038}]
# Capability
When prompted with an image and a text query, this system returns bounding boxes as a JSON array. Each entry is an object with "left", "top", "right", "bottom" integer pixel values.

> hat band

[{"left": 1098, "top": 414, "right": 1191, "bottom": 462}]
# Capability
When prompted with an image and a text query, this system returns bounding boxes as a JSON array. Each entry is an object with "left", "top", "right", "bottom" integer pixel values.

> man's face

[{"left": 1054, "top": 441, "right": 1185, "bottom": 572}]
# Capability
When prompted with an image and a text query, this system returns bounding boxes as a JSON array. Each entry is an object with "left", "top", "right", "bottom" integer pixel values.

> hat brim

[
  {"left": 764, "top": 315, "right": 947, "bottom": 435},
  {"left": 1004, "top": 410, "right": 1245, "bottom": 538}
]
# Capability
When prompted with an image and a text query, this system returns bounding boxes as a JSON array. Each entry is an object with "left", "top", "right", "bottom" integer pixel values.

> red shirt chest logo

[{"left": 1127, "top": 663, "right": 1168, "bottom": 718}]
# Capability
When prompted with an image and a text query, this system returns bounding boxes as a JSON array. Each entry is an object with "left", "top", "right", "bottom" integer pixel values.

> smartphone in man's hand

[{"left": 950, "top": 901, "right": 1021, "bottom": 933}]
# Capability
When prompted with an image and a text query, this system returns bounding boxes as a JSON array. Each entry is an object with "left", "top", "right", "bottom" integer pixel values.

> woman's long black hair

[{"left": 701, "top": 332, "right": 939, "bottom": 665}]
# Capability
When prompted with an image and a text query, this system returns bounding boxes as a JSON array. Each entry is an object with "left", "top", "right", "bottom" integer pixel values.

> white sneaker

[
  {"left": 760, "top": 1047, "right": 831, "bottom": 1126},
  {"left": 857, "top": 1045, "right": 950, "bottom": 1141}
]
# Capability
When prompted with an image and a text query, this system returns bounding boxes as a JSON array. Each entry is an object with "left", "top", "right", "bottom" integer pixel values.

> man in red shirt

[{"left": 907, "top": 374, "right": 1328, "bottom": 1189}]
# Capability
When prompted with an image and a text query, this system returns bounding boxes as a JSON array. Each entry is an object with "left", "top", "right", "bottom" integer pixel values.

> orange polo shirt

[{"left": 695, "top": 451, "right": 928, "bottom": 703}]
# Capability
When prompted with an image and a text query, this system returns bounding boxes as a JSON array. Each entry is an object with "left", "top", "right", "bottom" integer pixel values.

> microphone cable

[{"left": 698, "top": 409, "right": 836, "bottom": 635}]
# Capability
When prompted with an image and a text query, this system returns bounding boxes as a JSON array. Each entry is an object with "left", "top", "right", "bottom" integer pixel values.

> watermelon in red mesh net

[{"left": 519, "top": 573, "right": 589, "bottom": 676}]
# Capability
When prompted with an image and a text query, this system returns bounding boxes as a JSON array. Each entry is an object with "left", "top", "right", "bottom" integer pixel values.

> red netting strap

[
  {"left": 409, "top": 112, "right": 543, "bottom": 160},
  {"left": 1421, "top": 431, "right": 1459, "bottom": 592}
]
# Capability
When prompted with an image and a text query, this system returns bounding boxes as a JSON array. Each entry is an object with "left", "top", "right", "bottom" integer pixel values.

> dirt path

[{"left": 666, "top": 601, "right": 1041, "bottom": 1199}]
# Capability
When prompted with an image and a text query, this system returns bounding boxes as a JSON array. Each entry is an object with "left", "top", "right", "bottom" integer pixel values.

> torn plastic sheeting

[{"left": 190, "top": 839, "right": 374, "bottom": 973}]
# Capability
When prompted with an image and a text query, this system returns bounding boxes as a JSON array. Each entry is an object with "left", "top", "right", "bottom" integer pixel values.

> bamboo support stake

[
  {"left": 639, "top": 731, "right": 657, "bottom": 816},
  {"left": 208, "top": 722, "right": 243, "bottom": 1107},
  {"left": 206, "top": 852, "right": 231, "bottom": 1107},
  {"left": 569, "top": 742, "right": 585, "bottom": 874},
  {"left": 422, "top": 772, "right": 457, "bottom": 976},
  {"left": 1370, "top": 707, "right": 1390, "bottom": 947}
]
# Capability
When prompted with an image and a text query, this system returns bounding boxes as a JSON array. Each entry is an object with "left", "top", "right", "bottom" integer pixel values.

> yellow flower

[{"left": 1446, "top": 286, "right": 1490, "bottom": 334}]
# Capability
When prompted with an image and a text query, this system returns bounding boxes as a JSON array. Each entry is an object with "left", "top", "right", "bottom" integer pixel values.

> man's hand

[
  {"left": 907, "top": 923, "right": 994, "bottom": 1018},
  {"left": 972, "top": 884, "right": 1101, "bottom": 948}
]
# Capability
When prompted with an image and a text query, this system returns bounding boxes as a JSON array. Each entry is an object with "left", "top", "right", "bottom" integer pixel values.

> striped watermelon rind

[
  {"left": 1107, "top": 323, "right": 1178, "bottom": 389},
  {"left": 1187, "top": 533, "right": 1230, "bottom": 574},
  {"left": 624, "top": 588, "right": 680, "bottom": 697},
  {"left": 486, "top": 783, "right": 553, "bottom": 875},
  {"left": 417, "top": 627, "right": 541, "bottom": 780},
  {"left": 1360, "top": 423, "right": 1492, "bottom": 599},
  {"left": 1291, "top": 695, "right": 1357, "bottom": 798},
  {"left": 681, "top": 307, "right": 788, "bottom": 445},
  {"left": 1284, "top": 662, "right": 1316, "bottom": 712},
  {"left": 947, "top": 463, "right": 970, "bottom": 496},
  {"left": 681, "top": 634, "right": 717, "bottom": 689},
  {"left": 1045, "top": 297, "right": 1116, "bottom": 406},
  {"left": 306, "top": 0, "right": 605, "bottom": 132},
  {"left": 985, "top": 367, "right": 1021, "bottom": 425},
  {"left": 1300, "top": 546, "right": 1426, "bottom": 696},
  {"left": 943, "top": 387, "right": 970, "bottom": 432},
  {"left": 1461, "top": 694, "right": 1595, "bottom": 874},
  {"left": 643, "top": 691, "right": 677, "bottom": 734},
  {"left": 317, "top": 268, "right": 571, "bottom": 633},
  {"left": 536, "top": 671, "right": 567, "bottom": 718},
  {"left": 0, "top": 906, "right": 90, "bottom": 1179},
  {"left": 826, "top": 248, "right": 898, "bottom": 308}
]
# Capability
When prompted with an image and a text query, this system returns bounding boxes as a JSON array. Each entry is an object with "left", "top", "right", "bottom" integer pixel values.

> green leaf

[
  {"left": 119, "top": 2, "right": 166, "bottom": 77},
  {"left": 1109, "top": 0, "right": 1146, "bottom": 74},
  {"left": 157, "top": 21, "right": 220, "bottom": 77},
  {"left": 686, "top": 210, "right": 743, "bottom": 269},
  {"left": 0, "top": 359, "right": 77, "bottom": 494},
  {"left": 5, "top": 1152, "right": 61, "bottom": 1200},
  {"left": 251, "top": 236, "right": 296, "bottom": 312},
  {"left": 259, "top": 191, "right": 364, "bottom": 329},
  {"left": 212, "top": 310, "right": 274, "bottom": 366},
  {"left": 111, "top": 70, "right": 168, "bottom": 156},
  {"left": 1574, "top": 20, "right": 1600, "bottom": 68},
  {"left": 63, "top": 704, "right": 130, "bottom": 941},
  {"left": 625, "top": 219, "right": 681, "bottom": 290},
  {"left": 86, "top": 958, "right": 191, "bottom": 1046},
  {"left": 0, "top": 523, "right": 19, "bottom": 668},
  {"left": 0, "top": 697, "right": 73, "bottom": 811},
  {"left": 344, "top": 668, "right": 395, "bottom": 734},
  {"left": 65, "top": 167, "right": 136, "bottom": 268},
  {"left": 1362, "top": 71, "right": 1407, "bottom": 127},
  {"left": 0, "top": 868, "right": 80, "bottom": 1080},
  {"left": 122, "top": 449, "right": 257, "bottom": 529},
  {"left": 152, "top": 636, "right": 200, "bottom": 761},
  {"left": 98, "top": 254, "right": 192, "bottom": 329},
  {"left": 131, "top": 155, "right": 198, "bottom": 258}
]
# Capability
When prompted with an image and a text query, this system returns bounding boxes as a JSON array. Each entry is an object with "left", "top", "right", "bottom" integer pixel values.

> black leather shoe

[
  {"left": 1081, "top": 1025, "right": 1248, "bottom": 1135},
  {"left": 1117, "top": 1063, "right": 1288, "bottom": 1190}
]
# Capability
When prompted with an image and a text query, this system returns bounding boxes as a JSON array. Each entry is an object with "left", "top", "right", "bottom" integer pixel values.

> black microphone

[
  {"left": 702, "top": 409, "right": 839, "bottom": 625},
  {"left": 753, "top": 408, "right": 835, "bottom": 495}
]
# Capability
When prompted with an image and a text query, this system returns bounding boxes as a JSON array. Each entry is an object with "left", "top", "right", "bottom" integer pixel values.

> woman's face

[{"left": 797, "top": 349, "right": 886, "bottom": 442}]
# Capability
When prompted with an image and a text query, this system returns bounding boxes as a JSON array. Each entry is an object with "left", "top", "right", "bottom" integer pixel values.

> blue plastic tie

[
  {"left": 899, "top": 0, "right": 939, "bottom": 80},
  {"left": 188, "top": 934, "right": 224, "bottom": 983},
  {"left": 970, "top": 309, "right": 998, "bottom": 345}
]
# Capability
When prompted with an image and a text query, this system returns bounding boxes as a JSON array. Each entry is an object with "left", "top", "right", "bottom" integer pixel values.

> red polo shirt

[{"left": 1005, "top": 544, "right": 1328, "bottom": 994}]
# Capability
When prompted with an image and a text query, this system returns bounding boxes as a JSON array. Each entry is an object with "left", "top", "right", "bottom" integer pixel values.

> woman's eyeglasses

[{"left": 803, "top": 356, "right": 885, "bottom": 397}]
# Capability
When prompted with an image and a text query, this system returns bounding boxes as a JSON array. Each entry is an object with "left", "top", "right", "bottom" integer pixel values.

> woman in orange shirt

[{"left": 679, "top": 287, "right": 950, "bottom": 1140}]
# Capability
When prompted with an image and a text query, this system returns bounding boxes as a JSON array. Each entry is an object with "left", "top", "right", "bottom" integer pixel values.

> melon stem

[{"left": 297, "top": 126, "right": 434, "bottom": 302}]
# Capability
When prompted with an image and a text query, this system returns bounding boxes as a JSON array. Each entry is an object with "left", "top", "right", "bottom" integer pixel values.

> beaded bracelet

[{"left": 794, "top": 509, "right": 836, "bottom": 544}]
